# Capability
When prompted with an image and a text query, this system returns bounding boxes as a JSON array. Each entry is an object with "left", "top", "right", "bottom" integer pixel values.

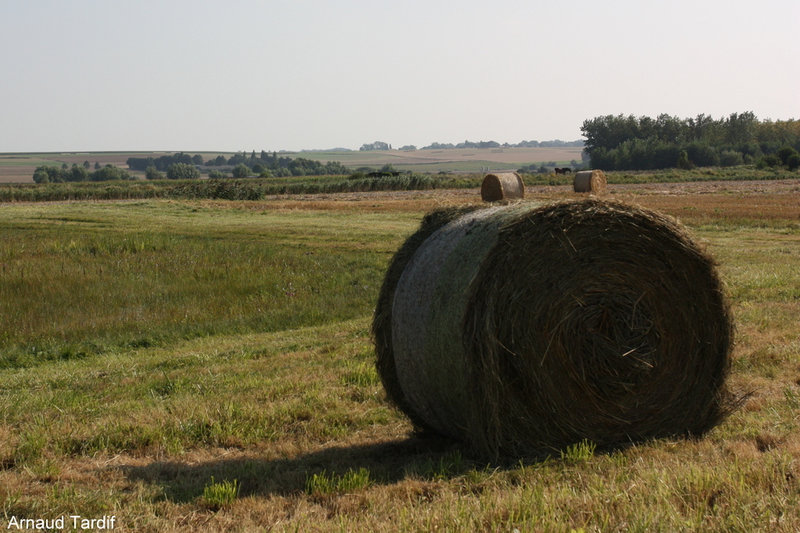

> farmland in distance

[{"left": 0, "top": 146, "right": 584, "bottom": 183}]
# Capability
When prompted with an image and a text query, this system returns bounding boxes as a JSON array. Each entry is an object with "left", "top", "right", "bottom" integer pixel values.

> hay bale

[
  {"left": 372, "top": 205, "right": 485, "bottom": 431},
  {"left": 573, "top": 170, "right": 607, "bottom": 194},
  {"left": 373, "top": 199, "right": 735, "bottom": 459},
  {"left": 481, "top": 172, "right": 524, "bottom": 202}
]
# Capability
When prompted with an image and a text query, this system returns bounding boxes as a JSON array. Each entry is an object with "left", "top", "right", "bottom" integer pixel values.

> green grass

[
  {"left": 201, "top": 477, "right": 240, "bottom": 510},
  {"left": 560, "top": 440, "right": 597, "bottom": 463},
  {"left": 0, "top": 201, "right": 414, "bottom": 367},
  {"left": 305, "top": 468, "right": 372, "bottom": 496},
  {"left": 0, "top": 196, "right": 799, "bottom": 531}
]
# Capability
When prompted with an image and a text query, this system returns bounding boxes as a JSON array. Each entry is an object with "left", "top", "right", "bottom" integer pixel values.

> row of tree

[
  {"left": 582, "top": 113, "right": 800, "bottom": 170},
  {"left": 128, "top": 151, "right": 350, "bottom": 178},
  {"left": 126, "top": 152, "right": 203, "bottom": 171},
  {"left": 422, "top": 139, "right": 583, "bottom": 150},
  {"left": 361, "top": 139, "right": 584, "bottom": 151},
  {"left": 33, "top": 164, "right": 134, "bottom": 183}
]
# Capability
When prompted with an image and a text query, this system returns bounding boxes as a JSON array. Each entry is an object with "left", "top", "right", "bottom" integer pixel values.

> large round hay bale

[
  {"left": 373, "top": 199, "right": 734, "bottom": 459},
  {"left": 481, "top": 172, "right": 524, "bottom": 202},
  {"left": 573, "top": 170, "right": 607, "bottom": 194}
]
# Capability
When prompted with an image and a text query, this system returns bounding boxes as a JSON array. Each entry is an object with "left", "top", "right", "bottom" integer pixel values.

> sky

[{"left": 1, "top": 0, "right": 798, "bottom": 152}]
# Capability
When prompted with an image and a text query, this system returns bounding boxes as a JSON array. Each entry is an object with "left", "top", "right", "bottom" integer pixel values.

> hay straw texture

[
  {"left": 372, "top": 199, "right": 734, "bottom": 459},
  {"left": 573, "top": 170, "right": 607, "bottom": 194},
  {"left": 481, "top": 172, "right": 525, "bottom": 202}
]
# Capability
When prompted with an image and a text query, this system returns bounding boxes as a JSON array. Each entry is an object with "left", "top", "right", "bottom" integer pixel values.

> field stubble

[{"left": 1, "top": 183, "right": 799, "bottom": 531}]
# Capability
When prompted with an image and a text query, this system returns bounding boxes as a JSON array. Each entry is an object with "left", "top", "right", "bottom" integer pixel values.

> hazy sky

[{"left": 1, "top": 0, "right": 798, "bottom": 152}]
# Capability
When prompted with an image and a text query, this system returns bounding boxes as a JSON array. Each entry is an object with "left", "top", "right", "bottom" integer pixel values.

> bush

[
  {"left": 686, "top": 143, "right": 719, "bottom": 167},
  {"left": 719, "top": 150, "right": 744, "bottom": 167},
  {"left": 232, "top": 164, "right": 251, "bottom": 179},
  {"left": 777, "top": 146, "right": 798, "bottom": 165},
  {"left": 677, "top": 150, "right": 692, "bottom": 170},
  {"left": 145, "top": 166, "right": 164, "bottom": 180},
  {"left": 756, "top": 155, "right": 781, "bottom": 169},
  {"left": 787, "top": 153, "right": 800, "bottom": 171},
  {"left": 91, "top": 165, "right": 132, "bottom": 181},
  {"left": 68, "top": 165, "right": 90, "bottom": 182},
  {"left": 166, "top": 163, "right": 200, "bottom": 180},
  {"left": 33, "top": 168, "right": 50, "bottom": 183}
]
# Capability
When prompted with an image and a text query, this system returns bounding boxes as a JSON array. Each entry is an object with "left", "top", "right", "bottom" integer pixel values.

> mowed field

[
  {"left": 1, "top": 180, "right": 799, "bottom": 531},
  {"left": 0, "top": 147, "right": 584, "bottom": 183}
]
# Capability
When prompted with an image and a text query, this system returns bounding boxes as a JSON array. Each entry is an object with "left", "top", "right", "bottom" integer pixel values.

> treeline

[
  {"left": 359, "top": 139, "right": 583, "bottom": 151},
  {"left": 423, "top": 139, "right": 583, "bottom": 150},
  {"left": 33, "top": 164, "right": 133, "bottom": 183},
  {"left": 126, "top": 152, "right": 203, "bottom": 171},
  {"left": 127, "top": 151, "right": 349, "bottom": 178},
  {"left": 582, "top": 112, "right": 800, "bottom": 170}
]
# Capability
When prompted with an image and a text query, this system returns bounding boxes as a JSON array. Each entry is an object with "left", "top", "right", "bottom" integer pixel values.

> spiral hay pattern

[{"left": 373, "top": 199, "right": 735, "bottom": 459}]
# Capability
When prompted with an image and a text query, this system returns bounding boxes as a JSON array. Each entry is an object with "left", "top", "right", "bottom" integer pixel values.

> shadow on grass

[{"left": 120, "top": 433, "right": 486, "bottom": 503}]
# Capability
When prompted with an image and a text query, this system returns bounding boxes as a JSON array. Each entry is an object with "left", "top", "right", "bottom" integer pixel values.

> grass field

[
  {"left": 1, "top": 182, "right": 799, "bottom": 531},
  {"left": 1, "top": 167, "right": 798, "bottom": 204}
]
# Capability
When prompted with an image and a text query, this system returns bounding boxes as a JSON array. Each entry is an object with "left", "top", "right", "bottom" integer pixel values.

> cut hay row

[
  {"left": 373, "top": 199, "right": 734, "bottom": 459},
  {"left": 573, "top": 169, "right": 607, "bottom": 193}
]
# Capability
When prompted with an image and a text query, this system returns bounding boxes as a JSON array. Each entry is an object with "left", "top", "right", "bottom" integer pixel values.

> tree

[
  {"left": 724, "top": 111, "right": 757, "bottom": 146},
  {"left": 166, "top": 162, "right": 200, "bottom": 180},
  {"left": 33, "top": 167, "right": 50, "bottom": 183},
  {"left": 777, "top": 146, "right": 798, "bottom": 166},
  {"left": 68, "top": 164, "right": 89, "bottom": 182},
  {"left": 719, "top": 150, "right": 743, "bottom": 167},
  {"left": 756, "top": 154, "right": 781, "bottom": 169},
  {"left": 359, "top": 141, "right": 390, "bottom": 151},
  {"left": 91, "top": 165, "right": 132, "bottom": 181},
  {"left": 32, "top": 165, "right": 65, "bottom": 183},
  {"left": 232, "top": 163, "right": 250, "bottom": 178},
  {"left": 686, "top": 142, "right": 719, "bottom": 167},
  {"left": 581, "top": 111, "right": 800, "bottom": 170},
  {"left": 677, "top": 150, "right": 692, "bottom": 170},
  {"left": 145, "top": 166, "right": 165, "bottom": 180}
]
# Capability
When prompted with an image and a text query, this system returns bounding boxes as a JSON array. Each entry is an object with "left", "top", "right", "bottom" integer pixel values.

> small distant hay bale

[
  {"left": 373, "top": 199, "right": 735, "bottom": 459},
  {"left": 481, "top": 172, "right": 524, "bottom": 202},
  {"left": 573, "top": 170, "right": 607, "bottom": 194}
]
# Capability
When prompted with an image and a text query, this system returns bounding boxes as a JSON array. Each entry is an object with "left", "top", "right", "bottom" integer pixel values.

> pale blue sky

[{"left": 1, "top": 0, "right": 797, "bottom": 152}]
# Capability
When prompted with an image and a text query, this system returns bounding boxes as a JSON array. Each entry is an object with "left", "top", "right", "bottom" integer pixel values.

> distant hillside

[{"left": 0, "top": 146, "right": 586, "bottom": 183}]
